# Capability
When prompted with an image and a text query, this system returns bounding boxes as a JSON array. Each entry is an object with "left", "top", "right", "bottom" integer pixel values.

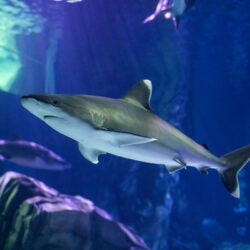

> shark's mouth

[
  {"left": 43, "top": 115, "right": 58, "bottom": 119},
  {"left": 43, "top": 115, "right": 65, "bottom": 123}
]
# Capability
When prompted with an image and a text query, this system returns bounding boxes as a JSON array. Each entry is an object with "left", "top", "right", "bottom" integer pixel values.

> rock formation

[{"left": 0, "top": 171, "right": 150, "bottom": 250}]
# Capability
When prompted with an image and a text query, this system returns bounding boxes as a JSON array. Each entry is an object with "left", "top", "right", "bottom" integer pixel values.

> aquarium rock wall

[{"left": 0, "top": 171, "right": 150, "bottom": 250}]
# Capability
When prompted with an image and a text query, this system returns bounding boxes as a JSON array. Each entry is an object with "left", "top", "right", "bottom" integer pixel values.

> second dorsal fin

[{"left": 122, "top": 80, "right": 152, "bottom": 111}]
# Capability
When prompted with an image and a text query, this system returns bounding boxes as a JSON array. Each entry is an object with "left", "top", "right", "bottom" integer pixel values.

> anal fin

[{"left": 199, "top": 167, "right": 209, "bottom": 175}]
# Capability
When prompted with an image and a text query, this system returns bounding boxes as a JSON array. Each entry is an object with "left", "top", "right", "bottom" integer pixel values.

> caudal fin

[{"left": 219, "top": 145, "right": 250, "bottom": 198}]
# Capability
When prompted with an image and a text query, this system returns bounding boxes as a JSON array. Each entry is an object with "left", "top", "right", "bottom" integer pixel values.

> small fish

[
  {"left": 21, "top": 80, "right": 250, "bottom": 198},
  {"left": 0, "top": 139, "right": 71, "bottom": 170},
  {"left": 143, "top": 0, "right": 172, "bottom": 24},
  {"left": 144, "top": 0, "right": 196, "bottom": 28}
]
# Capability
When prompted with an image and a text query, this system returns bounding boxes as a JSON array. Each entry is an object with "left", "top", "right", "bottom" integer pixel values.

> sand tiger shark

[
  {"left": 0, "top": 139, "right": 71, "bottom": 170},
  {"left": 21, "top": 80, "right": 250, "bottom": 198}
]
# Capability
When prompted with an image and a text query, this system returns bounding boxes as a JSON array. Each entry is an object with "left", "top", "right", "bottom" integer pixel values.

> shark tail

[{"left": 219, "top": 145, "right": 250, "bottom": 198}]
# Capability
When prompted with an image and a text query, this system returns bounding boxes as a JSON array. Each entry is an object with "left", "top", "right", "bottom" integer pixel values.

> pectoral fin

[{"left": 78, "top": 143, "right": 106, "bottom": 164}]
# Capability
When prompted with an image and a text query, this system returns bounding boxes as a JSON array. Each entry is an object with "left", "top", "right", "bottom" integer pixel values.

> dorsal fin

[{"left": 122, "top": 80, "right": 152, "bottom": 111}]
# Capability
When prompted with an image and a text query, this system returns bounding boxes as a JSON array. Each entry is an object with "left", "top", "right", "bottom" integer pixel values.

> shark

[
  {"left": 21, "top": 80, "right": 250, "bottom": 198},
  {"left": 0, "top": 139, "right": 71, "bottom": 170},
  {"left": 143, "top": 0, "right": 196, "bottom": 28}
]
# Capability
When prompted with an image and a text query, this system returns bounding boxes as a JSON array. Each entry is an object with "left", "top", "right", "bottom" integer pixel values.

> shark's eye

[{"left": 52, "top": 100, "right": 59, "bottom": 106}]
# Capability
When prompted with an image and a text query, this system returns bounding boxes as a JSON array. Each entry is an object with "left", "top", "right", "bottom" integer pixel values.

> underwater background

[{"left": 0, "top": 0, "right": 250, "bottom": 249}]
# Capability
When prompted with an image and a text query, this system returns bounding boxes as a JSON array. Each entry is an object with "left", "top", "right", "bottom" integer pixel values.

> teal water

[{"left": 0, "top": 0, "right": 250, "bottom": 249}]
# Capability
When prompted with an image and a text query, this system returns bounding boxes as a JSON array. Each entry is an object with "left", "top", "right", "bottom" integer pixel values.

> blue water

[{"left": 0, "top": 0, "right": 250, "bottom": 249}]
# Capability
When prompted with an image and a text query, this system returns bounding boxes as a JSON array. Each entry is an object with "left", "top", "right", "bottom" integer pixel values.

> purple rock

[{"left": 0, "top": 171, "right": 150, "bottom": 250}]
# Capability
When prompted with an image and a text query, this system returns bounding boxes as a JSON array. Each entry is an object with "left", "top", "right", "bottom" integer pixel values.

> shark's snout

[
  {"left": 21, "top": 95, "right": 32, "bottom": 105},
  {"left": 21, "top": 95, "right": 34, "bottom": 99},
  {"left": 21, "top": 94, "right": 70, "bottom": 134},
  {"left": 21, "top": 95, "right": 39, "bottom": 109},
  {"left": 21, "top": 95, "right": 42, "bottom": 112},
  {"left": 21, "top": 94, "right": 59, "bottom": 121},
  {"left": 21, "top": 94, "right": 49, "bottom": 104}
]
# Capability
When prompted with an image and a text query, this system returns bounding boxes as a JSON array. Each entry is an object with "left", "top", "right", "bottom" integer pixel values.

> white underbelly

[
  {"left": 103, "top": 141, "right": 178, "bottom": 165},
  {"left": 78, "top": 128, "right": 223, "bottom": 170},
  {"left": 102, "top": 140, "right": 222, "bottom": 171}
]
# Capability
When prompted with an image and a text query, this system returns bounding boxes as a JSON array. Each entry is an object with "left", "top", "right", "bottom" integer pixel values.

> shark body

[
  {"left": 144, "top": 0, "right": 196, "bottom": 28},
  {"left": 0, "top": 139, "right": 71, "bottom": 170},
  {"left": 21, "top": 80, "right": 250, "bottom": 198}
]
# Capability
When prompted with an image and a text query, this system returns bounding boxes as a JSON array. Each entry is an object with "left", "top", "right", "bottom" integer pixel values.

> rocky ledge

[{"left": 0, "top": 171, "right": 150, "bottom": 250}]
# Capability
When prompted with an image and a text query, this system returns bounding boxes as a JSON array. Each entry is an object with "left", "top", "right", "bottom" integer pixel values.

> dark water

[{"left": 0, "top": 0, "right": 250, "bottom": 249}]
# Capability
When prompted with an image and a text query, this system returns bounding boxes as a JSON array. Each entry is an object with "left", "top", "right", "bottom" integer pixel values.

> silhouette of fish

[{"left": 0, "top": 139, "right": 71, "bottom": 170}]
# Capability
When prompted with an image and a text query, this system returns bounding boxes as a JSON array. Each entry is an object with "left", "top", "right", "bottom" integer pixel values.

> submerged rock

[{"left": 0, "top": 171, "right": 150, "bottom": 250}]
